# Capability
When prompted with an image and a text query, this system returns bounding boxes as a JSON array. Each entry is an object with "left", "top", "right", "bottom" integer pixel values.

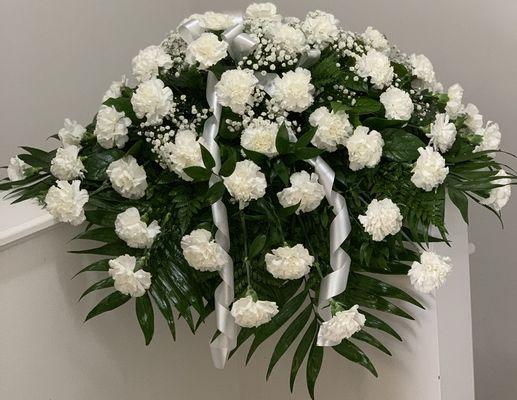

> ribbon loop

[{"left": 177, "top": 18, "right": 205, "bottom": 44}]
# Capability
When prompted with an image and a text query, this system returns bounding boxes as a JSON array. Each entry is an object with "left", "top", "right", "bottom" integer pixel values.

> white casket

[{"left": 0, "top": 199, "right": 474, "bottom": 399}]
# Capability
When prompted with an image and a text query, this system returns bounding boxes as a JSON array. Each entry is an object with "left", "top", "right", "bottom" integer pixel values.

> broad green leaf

[
  {"left": 82, "top": 147, "right": 124, "bottom": 181},
  {"left": 353, "top": 330, "right": 391, "bottom": 355},
  {"left": 73, "top": 227, "right": 119, "bottom": 243},
  {"left": 306, "top": 337, "right": 324, "bottom": 400},
  {"left": 448, "top": 187, "right": 469, "bottom": 224},
  {"left": 229, "top": 328, "right": 255, "bottom": 359},
  {"left": 341, "top": 289, "right": 414, "bottom": 320},
  {"left": 296, "top": 127, "right": 317, "bottom": 148},
  {"left": 72, "top": 259, "right": 110, "bottom": 279},
  {"left": 361, "top": 311, "right": 402, "bottom": 341},
  {"left": 333, "top": 339, "right": 378, "bottom": 377},
  {"left": 272, "top": 160, "right": 290, "bottom": 186},
  {"left": 79, "top": 277, "right": 114, "bottom": 300},
  {"left": 84, "top": 210, "right": 117, "bottom": 227},
  {"left": 219, "top": 149, "right": 237, "bottom": 176},
  {"left": 103, "top": 97, "right": 137, "bottom": 121},
  {"left": 249, "top": 234, "right": 267, "bottom": 259},
  {"left": 267, "top": 305, "right": 312, "bottom": 379},
  {"left": 183, "top": 166, "right": 211, "bottom": 182},
  {"left": 363, "top": 117, "right": 406, "bottom": 131},
  {"left": 279, "top": 202, "right": 300, "bottom": 218},
  {"left": 382, "top": 128, "right": 425, "bottom": 162},
  {"left": 276, "top": 123, "right": 290, "bottom": 155},
  {"left": 200, "top": 144, "right": 216, "bottom": 170},
  {"left": 350, "top": 97, "right": 382, "bottom": 114},
  {"left": 290, "top": 318, "right": 317, "bottom": 392},
  {"left": 136, "top": 292, "right": 154, "bottom": 345},
  {"left": 70, "top": 242, "right": 136, "bottom": 256},
  {"left": 85, "top": 291, "right": 131, "bottom": 321},
  {"left": 295, "top": 147, "right": 324, "bottom": 160},
  {"left": 205, "top": 181, "right": 225, "bottom": 205}
]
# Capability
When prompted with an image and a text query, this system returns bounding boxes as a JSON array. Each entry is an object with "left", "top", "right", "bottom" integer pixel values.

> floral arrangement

[{"left": 2, "top": 3, "right": 515, "bottom": 397}]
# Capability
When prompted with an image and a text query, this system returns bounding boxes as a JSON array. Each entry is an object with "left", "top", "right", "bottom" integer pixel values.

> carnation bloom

[
  {"left": 411, "top": 147, "right": 449, "bottom": 191},
  {"left": 309, "top": 106, "right": 353, "bottom": 151},
  {"left": 319, "top": 305, "right": 365, "bottom": 345},
  {"left": 44, "top": 180, "right": 89, "bottom": 226},
  {"left": 464, "top": 103, "right": 483, "bottom": 131},
  {"left": 240, "top": 118, "right": 278, "bottom": 157},
  {"left": 186, "top": 32, "right": 228, "bottom": 70},
  {"left": 428, "top": 113, "right": 457, "bottom": 153},
  {"left": 346, "top": 126, "right": 384, "bottom": 170},
  {"left": 94, "top": 105, "right": 132, "bottom": 149},
  {"left": 380, "top": 86, "right": 414, "bottom": 120},
  {"left": 188, "top": 11, "right": 237, "bottom": 30},
  {"left": 7, "top": 156, "right": 30, "bottom": 181},
  {"left": 277, "top": 171, "right": 325, "bottom": 214},
  {"left": 408, "top": 251, "right": 452, "bottom": 293},
  {"left": 301, "top": 10, "right": 339, "bottom": 47},
  {"left": 362, "top": 26, "right": 389, "bottom": 52},
  {"left": 359, "top": 198, "right": 402, "bottom": 241},
  {"left": 159, "top": 129, "right": 205, "bottom": 180},
  {"left": 474, "top": 122, "right": 501, "bottom": 152},
  {"left": 268, "top": 23, "right": 307, "bottom": 54},
  {"left": 480, "top": 170, "right": 512, "bottom": 211},
  {"left": 102, "top": 75, "right": 128, "bottom": 102},
  {"left": 181, "top": 229, "right": 229, "bottom": 272},
  {"left": 215, "top": 69, "right": 258, "bottom": 114},
  {"left": 58, "top": 118, "right": 85, "bottom": 148},
  {"left": 271, "top": 67, "right": 314, "bottom": 112},
  {"left": 106, "top": 156, "right": 148, "bottom": 199},
  {"left": 409, "top": 54, "right": 435, "bottom": 84},
  {"left": 265, "top": 244, "right": 314, "bottom": 280},
  {"left": 108, "top": 255, "right": 151, "bottom": 298},
  {"left": 131, "top": 78, "right": 173, "bottom": 125},
  {"left": 50, "top": 146, "right": 85, "bottom": 180},
  {"left": 223, "top": 160, "right": 267, "bottom": 209},
  {"left": 355, "top": 49, "right": 394, "bottom": 89},
  {"left": 115, "top": 207, "right": 160, "bottom": 249},
  {"left": 132, "top": 45, "right": 172, "bottom": 82},
  {"left": 231, "top": 295, "right": 279, "bottom": 328},
  {"left": 445, "top": 83, "right": 464, "bottom": 119},
  {"left": 245, "top": 2, "right": 280, "bottom": 20}
]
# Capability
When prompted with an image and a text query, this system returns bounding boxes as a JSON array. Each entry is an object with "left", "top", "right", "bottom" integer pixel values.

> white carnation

[
  {"left": 309, "top": 106, "right": 353, "bottom": 152},
  {"left": 7, "top": 156, "right": 30, "bottom": 181},
  {"left": 480, "top": 170, "right": 512, "bottom": 211},
  {"left": 359, "top": 198, "right": 402, "bottom": 241},
  {"left": 245, "top": 3, "right": 280, "bottom": 21},
  {"left": 265, "top": 244, "right": 314, "bottom": 280},
  {"left": 379, "top": 86, "right": 414, "bottom": 121},
  {"left": 50, "top": 146, "right": 85, "bottom": 180},
  {"left": 355, "top": 49, "right": 394, "bottom": 89},
  {"left": 132, "top": 45, "right": 172, "bottom": 82},
  {"left": 190, "top": 11, "right": 237, "bottom": 30},
  {"left": 94, "top": 105, "right": 131, "bottom": 149},
  {"left": 58, "top": 118, "right": 86, "bottom": 148},
  {"left": 131, "top": 78, "right": 173, "bottom": 125},
  {"left": 277, "top": 171, "right": 325, "bottom": 214},
  {"left": 270, "top": 67, "right": 314, "bottom": 112},
  {"left": 445, "top": 83, "right": 464, "bottom": 119},
  {"left": 464, "top": 103, "right": 483, "bottom": 131},
  {"left": 223, "top": 160, "right": 267, "bottom": 209},
  {"left": 408, "top": 251, "right": 452, "bottom": 294},
  {"left": 106, "top": 155, "right": 147, "bottom": 199},
  {"left": 411, "top": 147, "right": 449, "bottom": 191},
  {"left": 241, "top": 118, "right": 278, "bottom": 157},
  {"left": 268, "top": 23, "right": 307, "bottom": 54},
  {"left": 346, "top": 126, "right": 384, "bottom": 171},
  {"left": 428, "top": 113, "right": 457, "bottom": 153},
  {"left": 231, "top": 295, "right": 279, "bottom": 328},
  {"left": 108, "top": 255, "right": 151, "bottom": 298},
  {"left": 115, "top": 207, "right": 160, "bottom": 249},
  {"left": 186, "top": 32, "right": 228, "bottom": 70},
  {"left": 362, "top": 27, "right": 389, "bottom": 52},
  {"left": 474, "top": 122, "right": 501, "bottom": 152},
  {"left": 301, "top": 10, "right": 339, "bottom": 47},
  {"left": 181, "top": 229, "right": 229, "bottom": 272},
  {"left": 159, "top": 130, "right": 204, "bottom": 180},
  {"left": 319, "top": 305, "right": 365, "bottom": 345},
  {"left": 215, "top": 69, "right": 258, "bottom": 114},
  {"left": 102, "top": 75, "right": 128, "bottom": 102},
  {"left": 44, "top": 180, "right": 88, "bottom": 226},
  {"left": 409, "top": 54, "right": 435, "bottom": 84}
]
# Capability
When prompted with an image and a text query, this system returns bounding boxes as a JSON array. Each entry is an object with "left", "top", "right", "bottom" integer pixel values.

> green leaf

[
  {"left": 246, "top": 290, "right": 307, "bottom": 363},
  {"left": 296, "top": 127, "right": 317, "bottom": 148},
  {"left": 333, "top": 339, "right": 378, "bottom": 377},
  {"left": 183, "top": 166, "right": 211, "bottom": 182},
  {"left": 353, "top": 330, "right": 391, "bottom": 355},
  {"left": 79, "top": 277, "right": 114, "bottom": 301},
  {"left": 219, "top": 150, "right": 237, "bottom": 176},
  {"left": 276, "top": 123, "right": 290, "bottom": 155},
  {"left": 84, "top": 210, "right": 117, "bottom": 227},
  {"left": 149, "top": 284, "right": 176, "bottom": 340},
  {"left": 73, "top": 227, "right": 119, "bottom": 243},
  {"left": 205, "top": 181, "right": 226, "bottom": 205},
  {"left": 103, "top": 97, "right": 137, "bottom": 121},
  {"left": 72, "top": 259, "right": 110, "bottom": 279},
  {"left": 249, "top": 234, "right": 267, "bottom": 259},
  {"left": 290, "top": 318, "right": 317, "bottom": 392},
  {"left": 350, "top": 97, "right": 382, "bottom": 115},
  {"left": 382, "top": 128, "right": 425, "bottom": 162},
  {"left": 295, "top": 147, "right": 324, "bottom": 160},
  {"left": 200, "top": 144, "right": 216, "bottom": 170},
  {"left": 272, "top": 160, "right": 290, "bottom": 186},
  {"left": 362, "top": 311, "right": 402, "bottom": 341},
  {"left": 70, "top": 242, "right": 135, "bottom": 256},
  {"left": 85, "top": 291, "right": 131, "bottom": 321},
  {"left": 136, "top": 292, "right": 154, "bottom": 345},
  {"left": 306, "top": 337, "right": 324, "bottom": 400},
  {"left": 229, "top": 328, "right": 255, "bottom": 359},
  {"left": 448, "top": 187, "right": 469, "bottom": 223},
  {"left": 83, "top": 147, "right": 124, "bottom": 181},
  {"left": 364, "top": 117, "right": 406, "bottom": 131},
  {"left": 279, "top": 202, "right": 300, "bottom": 217},
  {"left": 267, "top": 305, "right": 312, "bottom": 379}
]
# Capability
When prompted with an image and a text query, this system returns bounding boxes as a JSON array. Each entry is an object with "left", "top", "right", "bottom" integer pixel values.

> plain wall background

[{"left": 0, "top": 0, "right": 516, "bottom": 398}]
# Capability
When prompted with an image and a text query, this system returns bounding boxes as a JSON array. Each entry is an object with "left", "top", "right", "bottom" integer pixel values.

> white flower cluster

[
  {"left": 411, "top": 147, "right": 449, "bottom": 191},
  {"left": 362, "top": 27, "right": 389, "bottom": 53},
  {"left": 268, "top": 23, "right": 307, "bottom": 55},
  {"left": 301, "top": 10, "right": 339, "bottom": 47},
  {"left": 115, "top": 207, "right": 160, "bottom": 249},
  {"left": 231, "top": 295, "right": 279, "bottom": 328},
  {"left": 408, "top": 251, "right": 452, "bottom": 293},
  {"left": 380, "top": 86, "right": 414, "bottom": 121},
  {"left": 480, "top": 170, "right": 512, "bottom": 211},
  {"left": 223, "top": 160, "right": 267, "bottom": 209},
  {"left": 319, "top": 305, "right": 365, "bottom": 345},
  {"left": 245, "top": 2, "right": 280, "bottom": 21},
  {"left": 181, "top": 229, "right": 229, "bottom": 272},
  {"left": 94, "top": 105, "right": 131, "bottom": 149},
  {"left": 108, "top": 255, "right": 151, "bottom": 298},
  {"left": 277, "top": 171, "right": 325, "bottom": 214},
  {"left": 428, "top": 113, "right": 457, "bottom": 153},
  {"left": 475, "top": 122, "right": 501, "bottom": 153},
  {"left": 271, "top": 68, "right": 314, "bottom": 112},
  {"left": 355, "top": 49, "right": 394, "bottom": 89},
  {"left": 265, "top": 244, "right": 314, "bottom": 279},
  {"left": 7, "top": 156, "right": 30, "bottom": 181},
  {"left": 445, "top": 83, "right": 464, "bottom": 119},
  {"left": 240, "top": 118, "right": 278, "bottom": 157},
  {"left": 186, "top": 33, "right": 228, "bottom": 70},
  {"left": 131, "top": 78, "right": 173, "bottom": 125},
  {"left": 50, "top": 145, "right": 85, "bottom": 180},
  {"left": 45, "top": 180, "right": 89, "bottom": 226},
  {"left": 106, "top": 156, "right": 148, "bottom": 199},
  {"left": 346, "top": 126, "right": 384, "bottom": 171},
  {"left": 309, "top": 106, "right": 353, "bottom": 152},
  {"left": 132, "top": 45, "right": 172, "bottom": 83},
  {"left": 58, "top": 119, "right": 85, "bottom": 148},
  {"left": 159, "top": 130, "right": 205, "bottom": 180},
  {"left": 187, "top": 11, "right": 237, "bottom": 31},
  {"left": 359, "top": 198, "right": 402, "bottom": 241},
  {"left": 215, "top": 69, "right": 258, "bottom": 114},
  {"left": 102, "top": 75, "right": 127, "bottom": 102}
]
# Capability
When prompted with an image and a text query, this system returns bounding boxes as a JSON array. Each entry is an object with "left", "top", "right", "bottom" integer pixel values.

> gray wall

[{"left": 1, "top": 1, "right": 516, "bottom": 398}]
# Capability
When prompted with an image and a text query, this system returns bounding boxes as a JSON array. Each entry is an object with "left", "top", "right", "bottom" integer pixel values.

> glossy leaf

[
  {"left": 276, "top": 123, "right": 290, "bottom": 154},
  {"left": 249, "top": 234, "right": 267, "bottom": 259},
  {"left": 306, "top": 337, "right": 324, "bottom": 400},
  {"left": 333, "top": 339, "right": 378, "bottom": 377},
  {"left": 72, "top": 259, "right": 110, "bottom": 279},
  {"left": 136, "top": 292, "right": 155, "bottom": 345},
  {"left": 290, "top": 318, "right": 317, "bottom": 392},
  {"left": 79, "top": 277, "right": 114, "bottom": 300},
  {"left": 353, "top": 330, "right": 391, "bottom": 355},
  {"left": 382, "top": 128, "right": 425, "bottom": 162},
  {"left": 183, "top": 166, "right": 211, "bottom": 182},
  {"left": 85, "top": 291, "right": 131, "bottom": 321},
  {"left": 200, "top": 144, "right": 216, "bottom": 170}
]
